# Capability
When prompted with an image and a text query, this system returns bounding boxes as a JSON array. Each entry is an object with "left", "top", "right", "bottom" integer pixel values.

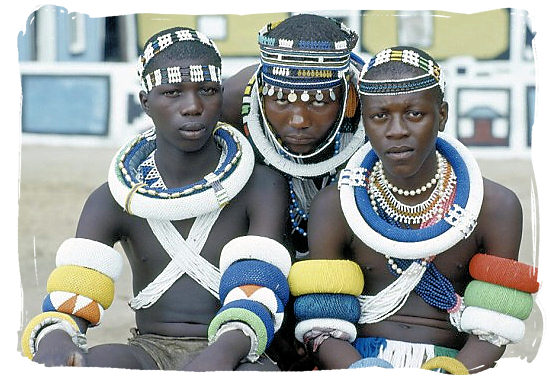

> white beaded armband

[
  {"left": 460, "top": 306, "right": 525, "bottom": 346},
  {"left": 295, "top": 318, "right": 357, "bottom": 344}
]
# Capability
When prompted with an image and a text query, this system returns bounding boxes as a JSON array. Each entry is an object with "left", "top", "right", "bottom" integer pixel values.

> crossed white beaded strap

[{"left": 129, "top": 210, "right": 222, "bottom": 309}]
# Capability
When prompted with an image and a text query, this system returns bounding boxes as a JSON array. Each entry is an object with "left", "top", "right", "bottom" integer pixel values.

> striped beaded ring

[
  {"left": 218, "top": 259, "right": 290, "bottom": 305},
  {"left": 421, "top": 356, "right": 469, "bottom": 375},
  {"left": 288, "top": 260, "right": 364, "bottom": 297},
  {"left": 464, "top": 280, "right": 533, "bottom": 320},
  {"left": 294, "top": 293, "right": 361, "bottom": 323},
  {"left": 55, "top": 238, "right": 123, "bottom": 281},
  {"left": 42, "top": 291, "right": 105, "bottom": 326},
  {"left": 46, "top": 265, "right": 115, "bottom": 309},
  {"left": 469, "top": 253, "right": 539, "bottom": 293},
  {"left": 218, "top": 235, "right": 292, "bottom": 277}
]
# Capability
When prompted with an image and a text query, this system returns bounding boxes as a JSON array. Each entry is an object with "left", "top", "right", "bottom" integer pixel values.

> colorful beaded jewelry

[
  {"left": 469, "top": 253, "right": 539, "bottom": 293},
  {"left": 42, "top": 291, "right": 105, "bottom": 326},
  {"left": 421, "top": 356, "right": 469, "bottom": 375},
  {"left": 459, "top": 306, "right": 526, "bottom": 346},
  {"left": 359, "top": 48, "right": 445, "bottom": 96},
  {"left": 294, "top": 293, "right": 361, "bottom": 323},
  {"left": 141, "top": 64, "right": 222, "bottom": 93},
  {"left": 107, "top": 123, "right": 255, "bottom": 220},
  {"left": 339, "top": 132, "right": 483, "bottom": 259},
  {"left": 295, "top": 318, "right": 357, "bottom": 344},
  {"left": 137, "top": 28, "right": 221, "bottom": 79}
]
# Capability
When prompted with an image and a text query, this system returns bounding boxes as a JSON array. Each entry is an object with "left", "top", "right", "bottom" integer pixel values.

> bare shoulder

[
  {"left": 246, "top": 163, "right": 287, "bottom": 193},
  {"left": 481, "top": 177, "right": 522, "bottom": 220},
  {"left": 311, "top": 184, "right": 342, "bottom": 217},
  {"left": 221, "top": 64, "right": 258, "bottom": 129}
]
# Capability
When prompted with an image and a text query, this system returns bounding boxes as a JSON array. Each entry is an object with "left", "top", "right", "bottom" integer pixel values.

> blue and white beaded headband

[
  {"left": 358, "top": 48, "right": 445, "bottom": 96},
  {"left": 257, "top": 19, "right": 357, "bottom": 102},
  {"left": 141, "top": 65, "right": 222, "bottom": 93},
  {"left": 137, "top": 29, "right": 221, "bottom": 79}
]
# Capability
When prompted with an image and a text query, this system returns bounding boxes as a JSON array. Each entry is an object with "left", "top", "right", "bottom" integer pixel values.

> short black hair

[
  {"left": 142, "top": 27, "right": 221, "bottom": 77},
  {"left": 266, "top": 14, "right": 357, "bottom": 49},
  {"left": 363, "top": 46, "right": 444, "bottom": 104}
]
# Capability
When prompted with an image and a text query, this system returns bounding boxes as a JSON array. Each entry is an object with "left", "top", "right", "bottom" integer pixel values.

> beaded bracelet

[
  {"left": 223, "top": 285, "right": 284, "bottom": 332},
  {"left": 219, "top": 259, "right": 289, "bottom": 305},
  {"left": 42, "top": 291, "right": 105, "bottom": 326},
  {"left": 288, "top": 260, "right": 364, "bottom": 296},
  {"left": 47, "top": 265, "right": 115, "bottom": 309},
  {"left": 294, "top": 293, "right": 361, "bottom": 323},
  {"left": 55, "top": 238, "right": 123, "bottom": 281},
  {"left": 21, "top": 311, "right": 87, "bottom": 359},
  {"left": 460, "top": 306, "right": 525, "bottom": 346},
  {"left": 208, "top": 299, "right": 275, "bottom": 357},
  {"left": 218, "top": 235, "right": 291, "bottom": 277},
  {"left": 469, "top": 253, "right": 539, "bottom": 293},
  {"left": 294, "top": 318, "right": 357, "bottom": 344},
  {"left": 421, "top": 356, "right": 469, "bottom": 375},
  {"left": 208, "top": 321, "right": 260, "bottom": 363},
  {"left": 464, "top": 280, "right": 533, "bottom": 320}
]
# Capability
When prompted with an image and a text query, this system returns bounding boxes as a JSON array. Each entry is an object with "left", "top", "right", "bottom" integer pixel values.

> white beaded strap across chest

[{"left": 128, "top": 212, "right": 222, "bottom": 310}]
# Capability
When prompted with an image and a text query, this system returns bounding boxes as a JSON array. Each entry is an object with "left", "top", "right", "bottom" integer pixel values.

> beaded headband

[
  {"left": 141, "top": 65, "right": 222, "bottom": 93},
  {"left": 358, "top": 48, "right": 445, "bottom": 96},
  {"left": 257, "top": 18, "right": 358, "bottom": 103}
]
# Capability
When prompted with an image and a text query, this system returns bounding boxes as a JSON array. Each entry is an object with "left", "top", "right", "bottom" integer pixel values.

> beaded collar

[
  {"left": 242, "top": 67, "right": 365, "bottom": 175},
  {"left": 359, "top": 48, "right": 445, "bottom": 96},
  {"left": 338, "top": 132, "right": 483, "bottom": 259},
  {"left": 107, "top": 123, "right": 254, "bottom": 221}
]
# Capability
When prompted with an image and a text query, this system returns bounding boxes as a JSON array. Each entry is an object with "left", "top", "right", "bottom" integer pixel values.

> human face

[
  {"left": 361, "top": 89, "right": 448, "bottom": 189},
  {"left": 263, "top": 86, "right": 342, "bottom": 155},
  {"left": 140, "top": 58, "right": 222, "bottom": 153}
]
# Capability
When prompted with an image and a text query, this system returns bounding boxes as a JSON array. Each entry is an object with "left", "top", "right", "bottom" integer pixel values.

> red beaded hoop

[{"left": 469, "top": 253, "right": 539, "bottom": 293}]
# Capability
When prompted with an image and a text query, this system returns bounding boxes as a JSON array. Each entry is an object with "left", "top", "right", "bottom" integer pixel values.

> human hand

[{"left": 32, "top": 329, "right": 87, "bottom": 367}]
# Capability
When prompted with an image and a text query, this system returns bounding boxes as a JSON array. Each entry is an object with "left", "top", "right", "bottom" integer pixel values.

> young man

[
  {"left": 222, "top": 14, "right": 365, "bottom": 259},
  {"left": 289, "top": 46, "right": 539, "bottom": 373},
  {"left": 20, "top": 27, "right": 290, "bottom": 371}
]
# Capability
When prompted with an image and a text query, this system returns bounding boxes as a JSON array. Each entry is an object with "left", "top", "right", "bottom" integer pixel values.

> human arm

[
  {"left": 293, "top": 185, "right": 363, "bottom": 369},
  {"left": 221, "top": 64, "right": 259, "bottom": 130},
  {"left": 454, "top": 179, "right": 526, "bottom": 372},
  {"left": 29, "top": 184, "right": 124, "bottom": 366}
]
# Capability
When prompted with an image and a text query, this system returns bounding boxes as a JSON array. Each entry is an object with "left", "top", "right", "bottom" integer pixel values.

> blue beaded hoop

[
  {"left": 219, "top": 259, "right": 290, "bottom": 305},
  {"left": 294, "top": 293, "right": 361, "bottom": 323}
]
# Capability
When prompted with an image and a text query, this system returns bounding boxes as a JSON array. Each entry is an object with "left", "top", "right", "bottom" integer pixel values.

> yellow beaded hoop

[
  {"left": 47, "top": 265, "right": 115, "bottom": 309},
  {"left": 421, "top": 356, "right": 469, "bottom": 375},
  {"left": 288, "top": 259, "right": 364, "bottom": 296}
]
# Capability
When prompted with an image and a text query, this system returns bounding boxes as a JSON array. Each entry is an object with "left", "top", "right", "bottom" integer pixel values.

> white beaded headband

[
  {"left": 141, "top": 65, "right": 222, "bottom": 93},
  {"left": 137, "top": 28, "right": 221, "bottom": 80}
]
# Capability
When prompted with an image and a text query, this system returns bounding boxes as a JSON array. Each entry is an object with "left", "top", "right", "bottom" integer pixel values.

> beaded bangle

[
  {"left": 218, "top": 235, "right": 291, "bottom": 277},
  {"left": 421, "top": 356, "right": 469, "bottom": 375},
  {"left": 223, "top": 285, "right": 284, "bottom": 332},
  {"left": 288, "top": 260, "right": 364, "bottom": 297},
  {"left": 348, "top": 357, "right": 394, "bottom": 369},
  {"left": 464, "top": 280, "right": 533, "bottom": 320},
  {"left": 42, "top": 291, "right": 105, "bottom": 326},
  {"left": 47, "top": 265, "right": 115, "bottom": 309},
  {"left": 208, "top": 299, "right": 275, "bottom": 357},
  {"left": 294, "top": 318, "right": 357, "bottom": 344},
  {"left": 294, "top": 293, "right": 361, "bottom": 323},
  {"left": 21, "top": 311, "right": 86, "bottom": 359},
  {"left": 469, "top": 253, "right": 539, "bottom": 293},
  {"left": 460, "top": 306, "right": 525, "bottom": 346},
  {"left": 219, "top": 259, "right": 289, "bottom": 305},
  {"left": 55, "top": 238, "right": 123, "bottom": 281},
  {"left": 209, "top": 321, "right": 261, "bottom": 363}
]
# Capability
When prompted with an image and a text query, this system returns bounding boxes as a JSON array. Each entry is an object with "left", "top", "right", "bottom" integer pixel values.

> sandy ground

[{"left": 17, "top": 143, "right": 543, "bottom": 365}]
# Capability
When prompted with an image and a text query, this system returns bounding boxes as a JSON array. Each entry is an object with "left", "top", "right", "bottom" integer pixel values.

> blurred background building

[{"left": 18, "top": 6, "right": 535, "bottom": 158}]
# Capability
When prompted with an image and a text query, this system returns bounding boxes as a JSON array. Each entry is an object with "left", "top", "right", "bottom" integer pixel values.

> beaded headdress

[
  {"left": 137, "top": 28, "right": 222, "bottom": 93},
  {"left": 358, "top": 47, "right": 445, "bottom": 96},
  {"left": 257, "top": 18, "right": 358, "bottom": 103}
]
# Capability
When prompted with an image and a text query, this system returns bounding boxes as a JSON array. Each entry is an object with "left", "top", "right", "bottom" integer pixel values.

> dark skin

[
  {"left": 307, "top": 82, "right": 523, "bottom": 373},
  {"left": 32, "top": 56, "right": 289, "bottom": 371}
]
